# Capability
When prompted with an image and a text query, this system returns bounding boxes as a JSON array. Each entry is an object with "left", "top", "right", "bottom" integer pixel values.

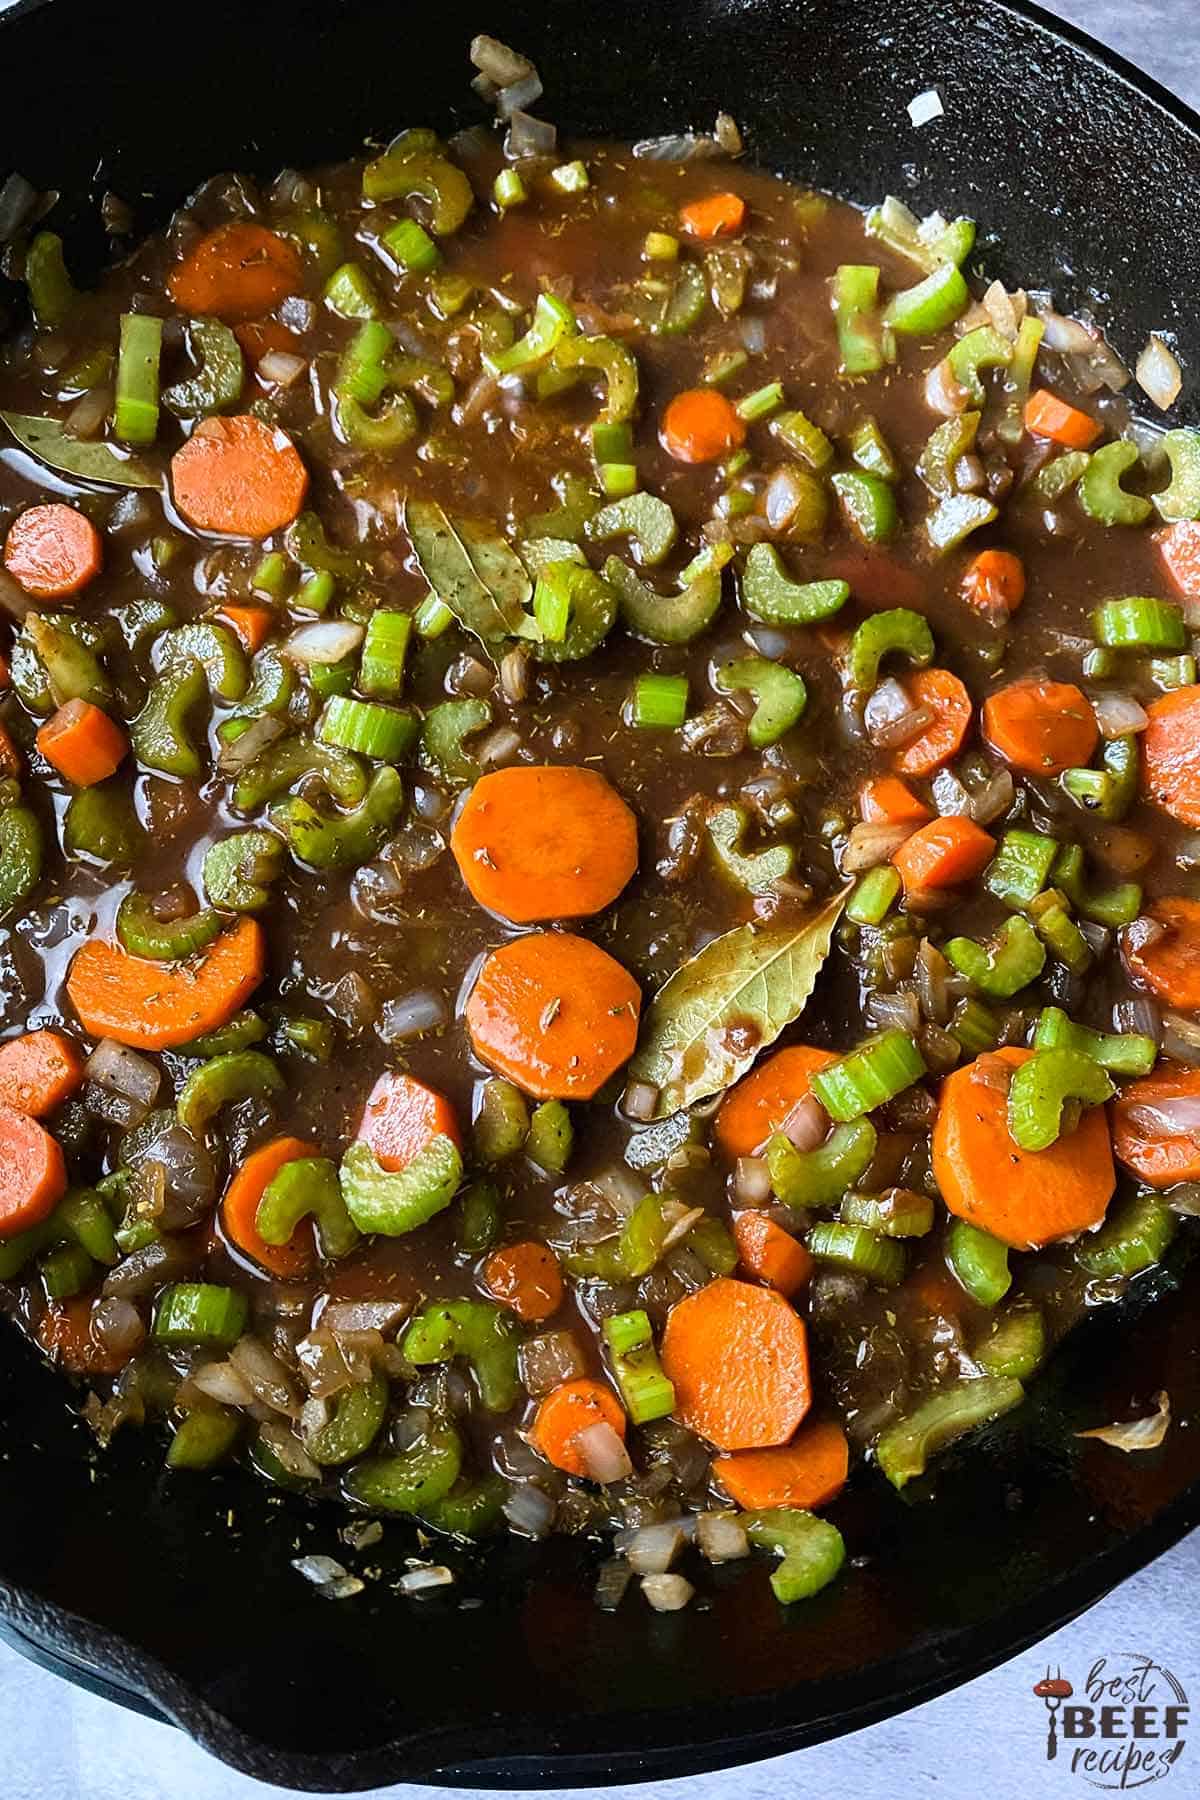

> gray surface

[{"left": 0, "top": 1, "right": 1197, "bottom": 1796}]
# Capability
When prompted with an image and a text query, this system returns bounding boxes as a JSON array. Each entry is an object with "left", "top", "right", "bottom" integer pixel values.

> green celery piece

[
  {"left": 875, "top": 1378, "right": 1024, "bottom": 1488},
  {"left": 715, "top": 657, "right": 807, "bottom": 747},
  {"left": 176, "top": 1050, "right": 285, "bottom": 1133},
  {"left": 24, "top": 232, "right": 77, "bottom": 328},
  {"left": 63, "top": 782, "right": 143, "bottom": 869},
  {"left": 1032, "top": 1005, "right": 1155, "bottom": 1076},
  {"left": 257, "top": 1156, "right": 361, "bottom": 1259},
  {"left": 946, "top": 1217, "right": 1011, "bottom": 1305},
  {"left": 0, "top": 805, "right": 43, "bottom": 917},
  {"left": 767, "top": 1120, "right": 876, "bottom": 1207},
  {"left": 706, "top": 803, "right": 794, "bottom": 892},
  {"left": 421, "top": 698, "right": 493, "bottom": 784},
  {"left": 163, "top": 319, "right": 245, "bottom": 417},
  {"left": 402, "top": 1299, "right": 520, "bottom": 1411},
  {"left": 974, "top": 1304, "right": 1046, "bottom": 1380},
  {"left": 167, "top": 1407, "right": 241, "bottom": 1470},
  {"left": 551, "top": 335, "right": 639, "bottom": 423},
  {"left": 806, "top": 1220, "right": 905, "bottom": 1285},
  {"left": 586, "top": 492, "right": 677, "bottom": 566},
  {"left": 339, "top": 1135, "right": 462, "bottom": 1236},
  {"left": 1078, "top": 441, "right": 1152, "bottom": 527},
  {"left": 741, "top": 544, "right": 849, "bottom": 625},
  {"left": 944, "top": 915, "right": 1045, "bottom": 998},
  {"left": 526, "top": 1101, "right": 573, "bottom": 1175},
  {"left": 810, "top": 1029, "right": 927, "bottom": 1120},
  {"left": 1075, "top": 1194, "right": 1177, "bottom": 1279},
  {"left": 116, "top": 891, "right": 221, "bottom": 962},
  {"left": 131, "top": 660, "right": 206, "bottom": 777},
  {"left": 420, "top": 1474, "right": 508, "bottom": 1538},
  {"left": 233, "top": 736, "right": 366, "bottom": 814},
  {"left": 946, "top": 326, "right": 1012, "bottom": 405},
  {"left": 1006, "top": 1047, "right": 1114, "bottom": 1153},
  {"left": 845, "top": 608, "right": 933, "bottom": 691},
  {"left": 840, "top": 1188, "right": 932, "bottom": 1237},
  {"left": 473, "top": 1078, "right": 530, "bottom": 1163},
  {"left": 270, "top": 767, "right": 403, "bottom": 871},
  {"left": 831, "top": 470, "right": 899, "bottom": 543},
  {"left": 344, "top": 1419, "right": 463, "bottom": 1513},
  {"left": 1154, "top": 429, "right": 1200, "bottom": 522},
  {"left": 606, "top": 556, "right": 722, "bottom": 646},
  {"left": 742, "top": 1509, "right": 846, "bottom": 1603},
  {"left": 832, "top": 264, "right": 888, "bottom": 375},
  {"left": 202, "top": 830, "right": 285, "bottom": 913},
  {"left": 883, "top": 262, "right": 969, "bottom": 336},
  {"left": 305, "top": 1371, "right": 388, "bottom": 1466}
]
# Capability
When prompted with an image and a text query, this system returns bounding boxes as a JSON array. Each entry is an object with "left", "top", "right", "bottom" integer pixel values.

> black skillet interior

[{"left": 1, "top": 0, "right": 1199, "bottom": 1787}]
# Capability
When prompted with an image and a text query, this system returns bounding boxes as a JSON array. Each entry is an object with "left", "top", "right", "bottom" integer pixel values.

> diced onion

[
  {"left": 842, "top": 818, "right": 916, "bottom": 871},
  {"left": 90, "top": 1297, "right": 146, "bottom": 1361},
  {"left": 0, "top": 172, "right": 38, "bottom": 244},
  {"left": 217, "top": 712, "right": 286, "bottom": 773},
  {"left": 594, "top": 1557, "right": 634, "bottom": 1611},
  {"left": 981, "top": 280, "right": 1022, "bottom": 342},
  {"left": 506, "top": 111, "right": 557, "bottom": 159},
  {"left": 1113, "top": 996, "right": 1161, "bottom": 1042},
  {"left": 641, "top": 1572, "right": 694, "bottom": 1611},
  {"left": 320, "top": 1298, "right": 411, "bottom": 1338},
  {"left": 378, "top": 989, "right": 448, "bottom": 1043},
  {"left": 864, "top": 677, "right": 933, "bottom": 749},
  {"left": 916, "top": 939, "right": 953, "bottom": 1024},
  {"left": 85, "top": 1038, "right": 161, "bottom": 1108},
  {"left": 293, "top": 1554, "right": 351, "bottom": 1586},
  {"left": 764, "top": 465, "right": 812, "bottom": 530},
  {"left": 519, "top": 1330, "right": 586, "bottom": 1396},
  {"left": 503, "top": 1481, "right": 556, "bottom": 1538},
  {"left": 696, "top": 1510, "right": 750, "bottom": 1563},
  {"left": 500, "top": 647, "right": 529, "bottom": 704},
  {"left": 1120, "top": 1096, "right": 1200, "bottom": 1138},
  {"left": 1136, "top": 334, "right": 1183, "bottom": 411},
  {"left": 907, "top": 88, "right": 945, "bottom": 126},
  {"left": 868, "top": 989, "right": 922, "bottom": 1035},
  {"left": 284, "top": 620, "right": 364, "bottom": 665},
  {"left": 191, "top": 1360, "right": 256, "bottom": 1407},
  {"left": 577, "top": 1420, "right": 634, "bottom": 1484},
  {"left": 496, "top": 73, "right": 544, "bottom": 119},
  {"left": 620, "top": 1520, "right": 685, "bottom": 1574},
  {"left": 925, "top": 357, "right": 969, "bottom": 416},
  {"left": 1091, "top": 691, "right": 1149, "bottom": 738},
  {"left": 258, "top": 350, "right": 307, "bottom": 387},
  {"left": 1160, "top": 1011, "right": 1200, "bottom": 1065},
  {"left": 733, "top": 1156, "right": 771, "bottom": 1205},
  {"left": 475, "top": 725, "right": 522, "bottom": 769},
  {"left": 397, "top": 1564, "right": 454, "bottom": 1595},
  {"left": 714, "top": 113, "right": 744, "bottom": 155},
  {"left": 633, "top": 133, "right": 723, "bottom": 162},
  {"left": 622, "top": 1079, "right": 661, "bottom": 1122},
  {"left": 1166, "top": 1183, "right": 1200, "bottom": 1217},
  {"left": 778, "top": 1092, "right": 828, "bottom": 1152},
  {"left": 261, "top": 1420, "right": 320, "bottom": 1480},
  {"left": 470, "top": 33, "right": 537, "bottom": 86},
  {"left": 966, "top": 768, "right": 1015, "bottom": 826},
  {"left": 447, "top": 653, "right": 494, "bottom": 697},
  {"left": 230, "top": 1336, "right": 302, "bottom": 1416},
  {"left": 737, "top": 315, "right": 767, "bottom": 354},
  {"left": 66, "top": 387, "right": 112, "bottom": 440}
]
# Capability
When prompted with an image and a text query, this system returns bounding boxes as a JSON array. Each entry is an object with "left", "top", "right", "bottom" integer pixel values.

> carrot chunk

[
  {"left": 1142, "top": 685, "right": 1200, "bottom": 826},
  {"left": 961, "top": 548, "right": 1025, "bottom": 615},
  {"left": 734, "top": 1211, "right": 813, "bottom": 1297},
  {"left": 0, "top": 1030, "right": 84, "bottom": 1117},
  {"left": 221, "top": 1135, "right": 316, "bottom": 1278},
  {"left": 1123, "top": 897, "right": 1200, "bottom": 1011},
  {"left": 357, "top": 1071, "right": 462, "bottom": 1172},
  {"left": 37, "top": 1297, "right": 128, "bottom": 1376},
  {"left": 1023, "top": 388, "right": 1103, "bottom": 449},
  {"left": 66, "top": 917, "right": 265, "bottom": 1051},
  {"left": 483, "top": 1240, "right": 564, "bottom": 1321},
  {"left": 1112, "top": 1067, "right": 1200, "bottom": 1188},
  {"left": 531, "top": 1377, "right": 626, "bottom": 1475},
  {"left": 1156, "top": 521, "right": 1200, "bottom": 601},
  {"left": 171, "top": 415, "right": 308, "bottom": 538},
  {"left": 465, "top": 933, "right": 640, "bottom": 1101},
  {"left": 660, "top": 388, "right": 746, "bottom": 464},
  {"left": 167, "top": 222, "right": 302, "bottom": 322},
  {"left": 932, "top": 1047, "right": 1114, "bottom": 1248},
  {"left": 859, "top": 775, "right": 931, "bottom": 826},
  {"left": 660, "top": 1276, "right": 810, "bottom": 1451},
  {"left": 713, "top": 1418, "right": 849, "bottom": 1511},
  {"left": 982, "top": 679, "right": 1098, "bottom": 776},
  {"left": 679, "top": 193, "right": 746, "bottom": 239},
  {"left": 715, "top": 1045, "right": 836, "bottom": 1159},
  {"left": 217, "top": 604, "right": 273, "bottom": 653},
  {"left": 450, "top": 765, "right": 638, "bottom": 924},
  {"left": 892, "top": 668, "right": 972, "bottom": 777},
  {"left": 0, "top": 1103, "right": 66, "bottom": 1238},
  {"left": 891, "top": 815, "right": 995, "bottom": 894},
  {"left": 3, "top": 503, "right": 102, "bottom": 599},
  {"left": 37, "top": 700, "right": 128, "bottom": 787}
]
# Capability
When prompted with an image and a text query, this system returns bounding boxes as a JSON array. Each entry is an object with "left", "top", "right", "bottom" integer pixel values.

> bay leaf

[
  {"left": 629, "top": 886, "right": 849, "bottom": 1117},
  {"left": 405, "top": 498, "right": 531, "bottom": 648},
  {"left": 1, "top": 411, "right": 159, "bottom": 489}
]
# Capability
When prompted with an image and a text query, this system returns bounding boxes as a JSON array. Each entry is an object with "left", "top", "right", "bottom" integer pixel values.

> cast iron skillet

[{"left": 0, "top": 0, "right": 1198, "bottom": 1786}]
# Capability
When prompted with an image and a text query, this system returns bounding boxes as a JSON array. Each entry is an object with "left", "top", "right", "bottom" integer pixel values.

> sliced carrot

[
  {"left": 859, "top": 775, "right": 931, "bottom": 826},
  {"left": 734, "top": 1211, "right": 813, "bottom": 1297},
  {"left": 1112, "top": 1067, "right": 1200, "bottom": 1189},
  {"left": 679, "top": 192, "right": 746, "bottom": 240},
  {"left": 1142, "top": 685, "right": 1200, "bottom": 826},
  {"left": 37, "top": 1297, "right": 128, "bottom": 1376},
  {"left": 961, "top": 548, "right": 1025, "bottom": 616},
  {"left": 357, "top": 1071, "right": 462, "bottom": 1172},
  {"left": 660, "top": 388, "right": 746, "bottom": 464},
  {"left": 891, "top": 815, "right": 995, "bottom": 894},
  {"left": 530, "top": 1376, "right": 626, "bottom": 1476},
  {"left": 932, "top": 1047, "right": 1114, "bottom": 1248},
  {"left": 1156, "top": 522, "right": 1200, "bottom": 602},
  {"left": 234, "top": 318, "right": 300, "bottom": 363},
  {"left": 170, "top": 415, "right": 308, "bottom": 538},
  {"left": 217, "top": 603, "right": 273, "bottom": 653},
  {"left": 168, "top": 222, "right": 303, "bottom": 322},
  {"left": 0, "top": 721, "right": 22, "bottom": 778},
  {"left": 465, "top": 932, "right": 640, "bottom": 1102},
  {"left": 982, "top": 679, "right": 1098, "bottom": 776},
  {"left": 1123, "top": 897, "right": 1200, "bottom": 1011},
  {"left": 450, "top": 765, "right": 638, "bottom": 925},
  {"left": 713, "top": 1418, "right": 849, "bottom": 1511},
  {"left": 0, "top": 1030, "right": 84, "bottom": 1117},
  {"left": 0, "top": 1103, "right": 66, "bottom": 1238},
  {"left": 37, "top": 700, "right": 128, "bottom": 787},
  {"left": 3, "top": 503, "right": 102, "bottom": 599},
  {"left": 892, "top": 668, "right": 972, "bottom": 777},
  {"left": 221, "top": 1134, "right": 316, "bottom": 1279},
  {"left": 66, "top": 916, "right": 265, "bottom": 1051},
  {"left": 715, "top": 1046, "right": 836, "bottom": 1159},
  {"left": 660, "top": 1276, "right": 810, "bottom": 1451},
  {"left": 1023, "top": 388, "right": 1103, "bottom": 449},
  {"left": 483, "top": 1240, "right": 564, "bottom": 1321}
]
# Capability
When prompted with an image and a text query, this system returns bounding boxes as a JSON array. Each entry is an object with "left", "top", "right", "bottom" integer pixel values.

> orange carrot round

[
  {"left": 217, "top": 604, "right": 273, "bottom": 653},
  {"left": 465, "top": 932, "right": 640, "bottom": 1101},
  {"left": 1023, "top": 388, "right": 1103, "bottom": 449},
  {"left": 450, "top": 765, "right": 638, "bottom": 924},
  {"left": 961, "top": 548, "right": 1025, "bottom": 615},
  {"left": 891, "top": 815, "right": 995, "bottom": 895},
  {"left": 859, "top": 775, "right": 931, "bottom": 826},
  {"left": 1142, "top": 685, "right": 1200, "bottom": 826},
  {"left": 171, "top": 415, "right": 308, "bottom": 538},
  {"left": 357, "top": 1071, "right": 461, "bottom": 1172},
  {"left": 1112, "top": 1067, "right": 1200, "bottom": 1189},
  {"left": 0, "top": 1103, "right": 66, "bottom": 1238},
  {"left": 66, "top": 916, "right": 265, "bottom": 1051},
  {"left": 1123, "top": 897, "right": 1200, "bottom": 1011},
  {"left": 37, "top": 700, "right": 128, "bottom": 787},
  {"left": 0, "top": 1031, "right": 84, "bottom": 1117},
  {"left": 530, "top": 1376, "right": 626, "bottom": 1475},
  {"left": 483, "top": 1240, "right": 564, "bottom": 1321},
  {"left": 932, "top": 1047, "right": 1114, "bottom": 1248},
  {"left": 660, "top": 388, "right": 746, "bottom": 464},
  {"left": 167, "top": 222, "right": 302, "bottom": 322},
  {"left": 679, "top": 193, "right": 746, "bottom": 239},
  {"left": 220, "top": 1134, "right": 316, "bottom": 1279},
  {"left": 892, "top": 668, "right": 972, "bottom": 777},
  {"left": 714, "top": 1045, "right": 836, "bottom": 1159},
  {"left": 37, "top": 1296, "right": 129, "bottom": 1375},
  {"left": 982, "top": 679, "right": 1098, "bottom": 776},
  {"left": 660, "top": 1276, "right": 810, "bottom": 1451},
  {"left": 3, "top": 503, "right": 102, "bottom": 599},
  {"left": 1156, "top": 522, "right": 1200, "bottom": 601},
  {"left": 733, "top": 1211, "right": 813, "bottom": 1297},
  {"left": 713, "top": 1418, "right": 849, "bottom": 1511}
]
